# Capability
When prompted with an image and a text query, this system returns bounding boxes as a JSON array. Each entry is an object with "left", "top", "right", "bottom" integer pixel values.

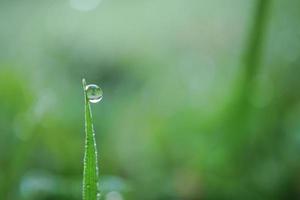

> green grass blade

[{"left": 82, "top": 78, "right": 100, "bottom": 200}]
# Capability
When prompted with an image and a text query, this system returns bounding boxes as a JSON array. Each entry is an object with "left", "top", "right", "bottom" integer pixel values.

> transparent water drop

[{"left": 85, "top": 84, "right": 103, "bottom": 103}]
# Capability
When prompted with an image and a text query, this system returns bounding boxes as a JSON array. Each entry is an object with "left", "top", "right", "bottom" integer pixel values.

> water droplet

[{"left": 85, "top": 84, "right": 103, "bottom": 103}]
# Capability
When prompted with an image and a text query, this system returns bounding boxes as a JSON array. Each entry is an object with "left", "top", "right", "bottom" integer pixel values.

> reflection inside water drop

[
  {"left": 105, "top": 191, "right": 123, "bottom": 200},
  {"left": 85, "top": 84, "right": 103, "bottom": 103}
]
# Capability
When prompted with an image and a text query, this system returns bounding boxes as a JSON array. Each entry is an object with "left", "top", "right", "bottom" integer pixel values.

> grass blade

[{"left": 82, "top": 78, "right": 100, "bottom": 200}]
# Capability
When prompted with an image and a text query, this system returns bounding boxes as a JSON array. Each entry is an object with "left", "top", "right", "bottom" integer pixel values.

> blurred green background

[{"left": 1, "top": 0, "right": 300, "bottom": 199}]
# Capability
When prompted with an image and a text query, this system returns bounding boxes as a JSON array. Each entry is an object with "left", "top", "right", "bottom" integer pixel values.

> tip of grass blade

[
  {"left": 82, "top": 78, "right": 87, "bottom": 101},
  {"left": 82, "top": 78, "right": 86, "bottom": 88},
  {"left": 82, "top": 78, "right": 100, "bottom": 200}
]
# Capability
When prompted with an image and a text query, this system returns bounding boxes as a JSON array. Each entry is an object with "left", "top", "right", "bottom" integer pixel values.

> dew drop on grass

[{"left": 85, "top": 84, "right": 103, "bottom": 103}]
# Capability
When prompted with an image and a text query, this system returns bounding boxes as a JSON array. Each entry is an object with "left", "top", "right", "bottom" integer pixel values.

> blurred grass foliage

[{"left": 1, "top": 0, "right": 300, "bottom": 199}]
